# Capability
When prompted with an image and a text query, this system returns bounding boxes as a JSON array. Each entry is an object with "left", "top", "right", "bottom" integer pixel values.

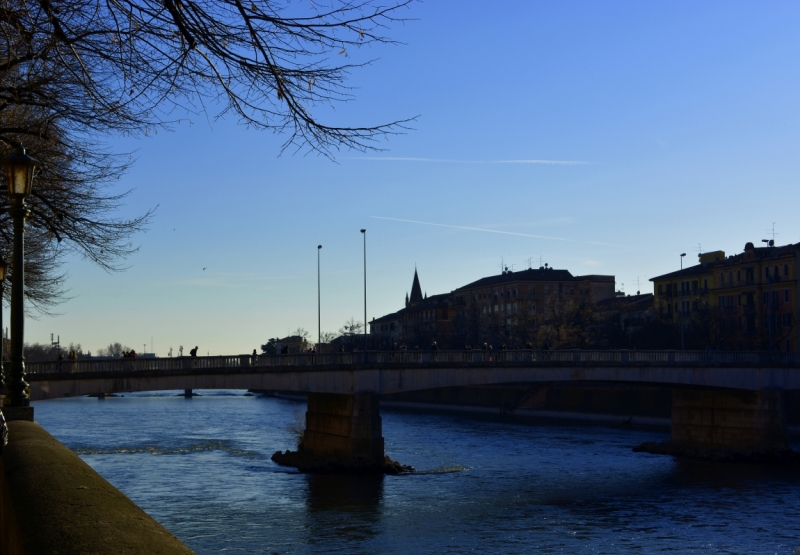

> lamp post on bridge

[
  {"left": 680, "top": 252, "right": 686, "bottom": 351},
  {"left": 317, "top": 245, "right": 322, "bottom": 351},
  {"left": 0, "top": 255, "right": 8, "bottom": 403},
  {"left": 360, "top": 229, "right": 367, "bottom": 354},
  {"left": 2, "top": 146, "right": 40, "bottom": 415}
]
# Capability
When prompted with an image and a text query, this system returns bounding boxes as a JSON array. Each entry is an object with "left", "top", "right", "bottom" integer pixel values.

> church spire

[{"left": 409, "top": 268, "right": 423, "bottom": 304}]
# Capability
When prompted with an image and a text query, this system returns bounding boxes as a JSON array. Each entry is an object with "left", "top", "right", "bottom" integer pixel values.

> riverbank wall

[
  {"left": 267, "top": 384, "right": 800, "bottom": 429},
  {"left": 0, "top": 418, "right": 194, "bottom": 555}
]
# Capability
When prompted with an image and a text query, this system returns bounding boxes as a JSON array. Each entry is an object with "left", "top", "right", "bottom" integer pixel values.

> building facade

[
  {"left": 371, "top": 265, "right": 616, "bottom": 349},
  {"left": 651, "top": 242, "right": 799, "bottom": 351}
]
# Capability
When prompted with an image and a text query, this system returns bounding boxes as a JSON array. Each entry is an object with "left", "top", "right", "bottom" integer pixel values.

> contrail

[
  {"left": 350, "top": 157, "right": 587, "bottom": 165},
  {"left": 370, "top": 216, "right": 623, "bottom": 248}
]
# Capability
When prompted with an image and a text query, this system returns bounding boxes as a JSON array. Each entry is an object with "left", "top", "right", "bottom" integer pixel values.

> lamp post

[
  {"left": 2, "top": 146, "right": 39, "bottom": 412},
  {"left": 317, "top": 245, "right": 322, "bottom": 351},
  {"left": 680, "top": 252, "right": 686, "bottom": 351},
  {"left": 0, "top": 255, "right": 8, "bottom": 402},
  {"left": 360, "top": 229, "right": 367, "bottom": 353}
]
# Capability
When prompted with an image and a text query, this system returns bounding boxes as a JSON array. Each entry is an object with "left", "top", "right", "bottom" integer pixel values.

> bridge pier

[
  {"left": 272, "top": 392, "right": 396, "bottom": 472},
  {"left": 638, "top": 389, "right": 795, "bottom": 460},
  {"left": 303, "top": 392, "right": 384, "bottom": 468}
]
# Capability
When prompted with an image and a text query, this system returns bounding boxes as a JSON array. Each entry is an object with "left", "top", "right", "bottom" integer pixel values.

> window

[
  {"left": 737, "top": 270, "right": 741, "bottom": 282},
  {"left": 787, "top": 340, "right": 792, "bottom": 353},
  {"left": 703, "top": 279, "right": 708, "bottom": 289},
  {"left": 719, "top": 297, "right": 725, "bottom": 308},
  {"left": 784, "top": 265, "right": 789, "bottom": 277},
  {"left": 774, "top": 266, "right": 779, "bottom": 277},
  {"left": 494, "top": 305, "right": 498, "bottom": 313},
  {"left": 785, "top": 290, "right": 790, "bottom": 303},
  {"left": 658, "top": 284, "right": 663, "bottom": 294},
  {"left": 720, "top": 273, "right": 725, "bottom": 285},
  {"left": 766, "top": 267, "right": 770, "bottom": 279}
]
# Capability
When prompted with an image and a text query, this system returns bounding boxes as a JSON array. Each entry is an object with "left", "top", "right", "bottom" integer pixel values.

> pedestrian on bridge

[{"left": 190, "top": 346, "right": 198, "bottom": 357}]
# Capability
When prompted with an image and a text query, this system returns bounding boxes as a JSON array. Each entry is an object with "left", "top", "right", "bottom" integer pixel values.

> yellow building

[{"left": 651, "top": 242, "right": 798, "bottom": 351}]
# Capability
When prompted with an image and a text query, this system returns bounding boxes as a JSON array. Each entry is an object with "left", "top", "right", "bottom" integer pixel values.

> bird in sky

[{"left": 203, "top": 268, "right": 206, "bottom": 271}]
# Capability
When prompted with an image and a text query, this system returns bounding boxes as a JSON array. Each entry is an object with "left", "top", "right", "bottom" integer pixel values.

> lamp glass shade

[
  {"left": 3, "top": 147, "right": 39, "bottom": 198},
  {"left": 0, "top": 259, "right": 7, "bottom": 282}
]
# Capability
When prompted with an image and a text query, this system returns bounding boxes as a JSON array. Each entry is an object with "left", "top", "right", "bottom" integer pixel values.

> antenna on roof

[
  {"left": 527, "top": 257, "right": 533, "bottom": 269},
  {"left": 498, "top": 257, "right": 505, "bottom": 274},
  {"left": 698, "top": 243, "right": 702, "bottom": 254},
  {"left": 636, "top": 276, "right": 640, "bottom": 294},
  {"left": 768, "top": 222, "right": 778, "bottom": 243}
]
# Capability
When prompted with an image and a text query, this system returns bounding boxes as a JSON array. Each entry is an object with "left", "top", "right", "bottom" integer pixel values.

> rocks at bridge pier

[
  {"left": 633, "top": 441, "right": 800, "bottom": 463},
  {"left": 271, "top": 449, "right": 414, "bottom": 475}
]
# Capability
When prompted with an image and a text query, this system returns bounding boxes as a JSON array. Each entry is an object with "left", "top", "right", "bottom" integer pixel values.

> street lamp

[
  {"left": 680, "top": 253, "right": 686, "bottom": 351},
  {"left": 360, "top": 229, "right": 367, "bottom": 353},
  {"left": 0, "top": 254, "right": 8, "bottom": 401},
  {"left": 317, "top": 245, "right": 322, "bottom": 351},
  {"left": 2, "top": 146, "right": 39, "bottom": 412}
]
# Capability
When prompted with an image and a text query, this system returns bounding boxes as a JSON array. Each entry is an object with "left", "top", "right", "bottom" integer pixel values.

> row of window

[
  {"left": 404, "top": 310, "right": 446, "bottom": 322},
  {"left": 718, "top": 313, "right": 793, "bottom": 331},
  {"left": 471, "top": 284, "right": 581, "bottom": 303},
  {"left": 719, "top": 264, "right": 791, "bottom": 285},
  {"left": 717, "top": 290, "right": 791, "bottom": 308}
]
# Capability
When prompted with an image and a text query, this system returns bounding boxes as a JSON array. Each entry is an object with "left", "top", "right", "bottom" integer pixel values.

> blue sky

[{"left": 26, "top": 1, "right": 800, "bottom": 355}]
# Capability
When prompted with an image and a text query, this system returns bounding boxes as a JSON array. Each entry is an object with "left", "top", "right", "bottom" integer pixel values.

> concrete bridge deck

[
  {"left": 17, "top": 349, "right": 800, "bottom": 469},
  {"left": 24, "top": 350, "right": 800, "bottom": 401}
]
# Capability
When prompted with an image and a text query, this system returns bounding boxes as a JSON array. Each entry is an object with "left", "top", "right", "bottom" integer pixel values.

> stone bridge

[{"left": 24, "top": 350, "right": 800, "bottom": 467}]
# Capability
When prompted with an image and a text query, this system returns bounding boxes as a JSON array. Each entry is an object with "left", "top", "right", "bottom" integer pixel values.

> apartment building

[{"left": 651, "top": 242, "right": 799, "bottom": 351}]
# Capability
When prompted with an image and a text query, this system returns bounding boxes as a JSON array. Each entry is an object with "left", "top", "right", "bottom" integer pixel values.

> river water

[{"left": 32, "top": 391, "right": 800, "bottom": 554}]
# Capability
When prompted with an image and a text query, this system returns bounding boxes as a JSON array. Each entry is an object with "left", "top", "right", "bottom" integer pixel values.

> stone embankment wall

[
  {"left": 383, "top": 384, "right": 674, "bottom": 420},
  {"left": 383, "top": 386, "right": 800, "bottom": 426},
  {"left": 0, "top": 419, "right": 194, "bottom": 555}
]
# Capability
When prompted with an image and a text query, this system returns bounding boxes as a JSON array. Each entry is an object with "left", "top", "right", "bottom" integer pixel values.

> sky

[{"left": 23, "top": 0, "right": 800, "bottom": 356}]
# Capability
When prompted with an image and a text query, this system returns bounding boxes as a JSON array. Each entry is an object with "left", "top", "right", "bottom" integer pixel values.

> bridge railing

[{"left": 23, "top": 349, "right": 800, "bottom": 375}]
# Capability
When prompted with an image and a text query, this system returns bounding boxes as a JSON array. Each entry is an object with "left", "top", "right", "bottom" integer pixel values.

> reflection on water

[
  {"left": 32, "top": 392, "right": 800, "bottom": 555},
  {"left": 304, "top": 474, "right": 384, "bottom": 544}
]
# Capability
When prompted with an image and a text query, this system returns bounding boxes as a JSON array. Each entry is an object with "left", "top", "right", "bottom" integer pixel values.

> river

[{"left": 32, "top": 391, "right": 800, "bottom": 554}]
